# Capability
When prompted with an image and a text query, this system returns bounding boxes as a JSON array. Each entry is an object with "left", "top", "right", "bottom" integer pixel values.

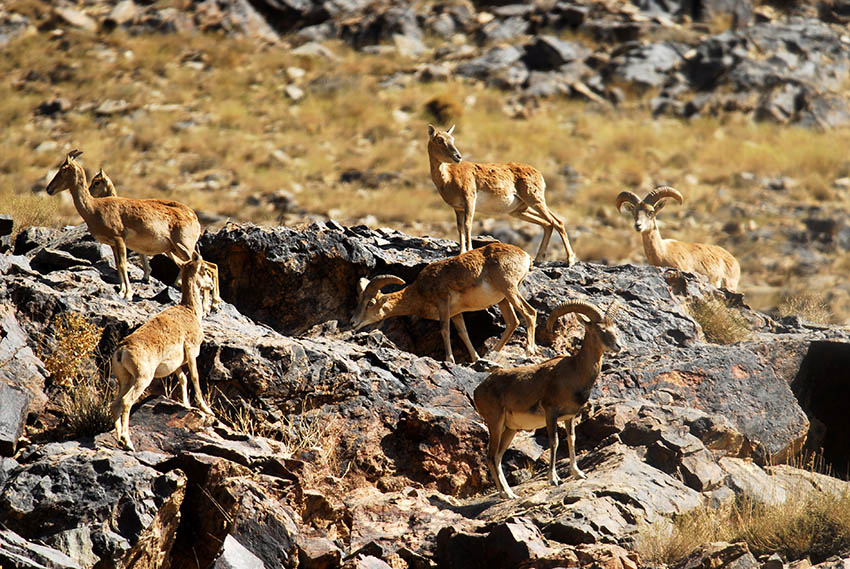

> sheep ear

[
  {"left": 427, "top": 124, "right": 436, "bottom": 137},
  {"left": 578, "top": 314, "right": 591, "bottom": 324},
  {"left": 446, "top": 124, "right": 455, "bottom": 135},
  {"left": 358, "top": 277, "right": 369, "bottom": 295}
]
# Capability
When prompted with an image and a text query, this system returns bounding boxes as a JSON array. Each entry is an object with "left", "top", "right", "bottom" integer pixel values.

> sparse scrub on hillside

[
  {"left": 687, "top": 296, "right": 751, "bottom": 344},
  {"left": 778, "top": 294, "right": 831, "bottom": 324},
  {"left": 636, "top": 484, "right": 850, "bottom": 566}
]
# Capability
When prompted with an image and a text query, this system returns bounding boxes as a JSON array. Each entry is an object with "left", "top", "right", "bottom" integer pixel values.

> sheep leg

[
  {"left": 118, "top": 240, "right": 132, "bottom": 299},
  {"left": 487, "top": 416, "right": 518, "bottom": 499},
  {"left": 492, "top": 298, "right": 518, "bottom": 353},
  {"left": 139, "top": 254, "right": 151, "bottom": 283},
  {"left": 185, "top": 349, "right": 212, "bottom": 415},
  {"left": 111, "top": 241, "right": 132, "bottom": 300},
  {"left": 111, "top": 361, "right": 134, "bottom": 447},
  {"left": 118, "top": 377, "right": 150, "bottom": 451},
  {"left": 510, "top": 291, "right": 537, "bottom": 355},
  {"left": 462, "top": 199, "right": 476, "bottom": 255},
  {"left": 545, "top": 409, "right": 561, "bottom": 486},
  {"left": 566, "top": 415, "right": 586, "bottom": 479},
  {"left": 453, "top": 209, "right": 468, "bottom": 254},
  {"left": 439, "top": 302, "right": 456, "bottom": 364},
  {"left": 451, "top": 314, "right": 480, "bottom": 362},
  {"left": 526, "top": 205, "right": 577, "bottom": 265},
  {"left": 175, "top": 369, "right": 190, "bottom": 408}
]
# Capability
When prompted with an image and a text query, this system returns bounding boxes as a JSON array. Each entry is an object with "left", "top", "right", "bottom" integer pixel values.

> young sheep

[
  {"left": 473, "top": 300, "right": 621, "bottom": 499},
  {"left": 88, "top": 167, "right": 221, "bottom": 311},
  {"left": 46, "top": 150, "right": 202, "bottom": 300},
  {"left": 427, "top": 124, "right": 578, "bottom": 264},
  {"left": 616, "top": 185, "right": 741, "bottom": 291},
  {"left": 351, "top": 242, "right": 537, "bottom": 364},
  {"left": 111, "top": 248, "right": 215, "bottom": 451}
]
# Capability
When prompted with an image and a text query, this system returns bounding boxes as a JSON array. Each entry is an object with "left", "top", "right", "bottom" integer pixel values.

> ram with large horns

[
  {"left": 473, "top": 299, "right": 622, "bottom": 499},
  {"left": 616, "top": 185, "right": 741, "bottom": 291},
  {"left": 350, "top": 242, "right": 537, "bottom": 364}
]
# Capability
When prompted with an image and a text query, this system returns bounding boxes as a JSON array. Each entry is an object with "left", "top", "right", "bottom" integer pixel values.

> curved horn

[
  {"left": 68, "top": 149, "right": 83, "bottom": 160},
  {"left": 546, "top": 301, "right": 604, "bottom": 332},
  {"left": 645, "top": 185, "right": 683, "bottom": 207},
  {"left": 605, "top": 300, "right": 621, "bottom": 321},
  {"left": 361, "top": 274, "right": 406, "bottom": 299},
  {"left": 615, "top": 191, "right": 641, "bottom": 212}
]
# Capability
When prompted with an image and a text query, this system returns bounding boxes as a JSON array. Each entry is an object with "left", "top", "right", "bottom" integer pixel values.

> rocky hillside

[
  {"left": 1, "top": 221, "right": 849, "bottom": 568},
  {"left": 3, "top": 0, "right": 850, "bottom": 325}
]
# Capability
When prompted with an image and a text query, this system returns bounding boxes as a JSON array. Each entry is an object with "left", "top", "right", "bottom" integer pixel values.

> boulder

[
  {"left": 523, "top": 35, "right": 587, "bottom": 71},
  {"left": 0, "top": 441, "right": 186, "bottom": 568},
  {"left": 0, "top": 528, "right": 82, "bottom": 569}
]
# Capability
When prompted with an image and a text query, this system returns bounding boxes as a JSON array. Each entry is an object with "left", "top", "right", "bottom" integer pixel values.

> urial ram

[
  {"left": 617, "top": 185, "right": 740, "bottom": 291},
  {"left": 473, "top": 300, "right": 621, "bottom": 499}
]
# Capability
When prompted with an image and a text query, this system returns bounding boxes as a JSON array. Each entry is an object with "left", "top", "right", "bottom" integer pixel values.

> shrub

[
  {"left": 39, "top": 312, "right": 103, "bottom": 387},
  {"left": 38, "top": 313, "right": 113, "bottom": 438},
  {"left": 636, "top": 486, "right": 850, "bottom": 565},
  {"left": 687, "top": 296, "right": 751, "bottom": 344},
  {"left": 424, "top": 94, "right": 464, "bottom": 125},
  {"left": 778, "top": 294, "right": 831, "bottom": 324}
]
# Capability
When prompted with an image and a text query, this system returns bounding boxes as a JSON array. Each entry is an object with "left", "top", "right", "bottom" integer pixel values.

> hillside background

[{"left": 2, "top": 0, "right": 849, "bottom": 322}]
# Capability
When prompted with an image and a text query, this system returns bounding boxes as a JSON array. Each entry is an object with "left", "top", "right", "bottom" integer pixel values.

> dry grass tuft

[
  {"left": 38, "top": 312, "right": 113, "bottom": 438},
  {"left": 424, "top": 94, "right": 464, "bottom": 125},
  {"left": 778, "top": 294, "right": 831, "bottom": 324},
  {"left": 636, "top": 485, "right": 850, "bottom": 565},
  {"left": 687, "top": 296, "right": 751, "bottom": 344},
  {"left": 39, "top": 312, "right": 103, "bottom": 387},
  {"left": 210, "top": 390, "right": 346, "bottom": 475}
]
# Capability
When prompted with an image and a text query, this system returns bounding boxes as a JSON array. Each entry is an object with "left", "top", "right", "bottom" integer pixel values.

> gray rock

[
  {"left": 455, "top": 45, "right": 524, "bottom": 80},
  {"left": 476, "top": 16, "right": 528, "bottom": 43},
  {"left": 0, "top": 528, "right": 82, "bottom": 569},
  {"left": 523, "top": 35, "right": 587, "bottom": 71},
  {"left": 0, "top": 442, "right": 187, "bottom": 568},
  {"left": 214, "top": 535, "right": 267, "bottom": 569},
  {"left": 608, "top": 41, "right": 684, "bottom": 89},
  {"left": 0, "top": 384, "right": 30, "bottom": 457}
]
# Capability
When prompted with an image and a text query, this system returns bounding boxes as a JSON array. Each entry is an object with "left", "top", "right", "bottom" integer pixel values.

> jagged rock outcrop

[{"left": 1, "top": 222, "right": 849, "bottom": 568}]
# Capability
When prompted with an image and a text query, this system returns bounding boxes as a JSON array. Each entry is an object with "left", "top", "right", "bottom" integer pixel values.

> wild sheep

[
  {"left": 46, "top": 150, "right": 202, "bottom": 300},
  {"left": 473, "top": 300, "right": 621, "bottom": 499},
  {"left": 111, "top": 248, "right": 215, "bottom": 451},
  {"left": 351, "top": 242, "right": 537, "bottom": 364},
  {"left": 88, "top": 167, "right": 221, "bottom": 311},
  {"left": 427, "top": 124, "right": 578, "bottom": 264},
  {"left": 616, "top": 185, "right": 741, "bottom": 291}
]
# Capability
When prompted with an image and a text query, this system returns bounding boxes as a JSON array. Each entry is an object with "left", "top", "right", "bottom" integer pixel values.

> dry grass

[
  {"left": 778, "top": 294, "right": 831, "bottom": 324},
  {"left": 687, "top": 296, "right": 752, "bottom": 344},
  {"left": 636, "top": 486, "right": 850, "bottom": 565},
  {"left": 38, "top": 312, "right": 103, "bottom": 387},
  {"left": 37, "top": 312, "right": 114, "bottom": 438},
  {"left": 210, "top": 389, "right": 346, "bottom": 474}
]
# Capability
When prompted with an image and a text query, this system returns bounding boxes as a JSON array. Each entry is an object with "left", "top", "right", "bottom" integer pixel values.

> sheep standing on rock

[
  {"left": 111, "top": 248, "right": 216, "bottom": 451},
  {"left": 473, "top": 300, "right": 621, "bottom": 499}
]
